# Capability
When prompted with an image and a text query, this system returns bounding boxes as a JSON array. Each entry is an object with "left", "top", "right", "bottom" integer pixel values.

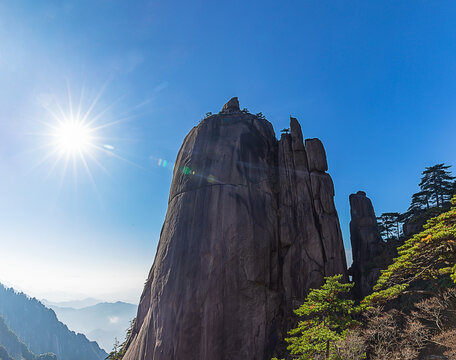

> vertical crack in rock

[{"left": 123, "top": 99, "right": 348, "bottom": 360}]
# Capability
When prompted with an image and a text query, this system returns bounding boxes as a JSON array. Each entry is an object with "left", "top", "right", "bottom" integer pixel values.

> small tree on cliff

[
  {"left": 273, "top": 275, "right": 361, "bottom": 360},
  {"left": 364, "top": 196, "right": 456, "bottom": 306},
  {"left": 106, "top": 319, "right": 135, "bottom": 360}
]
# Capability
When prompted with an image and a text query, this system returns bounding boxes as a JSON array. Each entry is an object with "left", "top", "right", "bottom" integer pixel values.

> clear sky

[{"left": 0, "top": 1, "right": 455, "bottom": 303}]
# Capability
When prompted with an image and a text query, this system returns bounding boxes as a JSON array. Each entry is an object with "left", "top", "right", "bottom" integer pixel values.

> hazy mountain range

[
  {"left": 41, "top": 298, "right": 101, "bottom": 309},
  {"left": 0, "top": 284, "right": 107, "bottom": 360},
  {"left": 0, "top": 315, "right": 56, "bottom": 360},
  {"left": 46, "top": 301, "right": 137, "bottom": 351}
]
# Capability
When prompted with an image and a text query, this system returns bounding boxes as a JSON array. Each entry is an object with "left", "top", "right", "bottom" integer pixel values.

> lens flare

[{"left": 157, "top": 158, "right": 169, "bottom": 168}]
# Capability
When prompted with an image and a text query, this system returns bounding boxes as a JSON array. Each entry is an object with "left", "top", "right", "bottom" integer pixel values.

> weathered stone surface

[
  {"left": 220, "top": 96, "right": 240, "bottom": 113},
  {"left": 124, "top": 100, "right": 348, "bottom": 360},
  {"left": 305, "top": 138, "right": 328, "bottom": 172},
  {"left": 349, "top": 191, "right": 387, "bottom": 299},
  {"left": 278, "top": 125, "right": 347, "bottom": 313},
  {"left": 278, "top": 132, "right": 324, "bottom": 306}
]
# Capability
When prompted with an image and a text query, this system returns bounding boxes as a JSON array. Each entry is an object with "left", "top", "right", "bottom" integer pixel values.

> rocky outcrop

[
  {"left": 349, "top": 191, "right": 392, "bottom": 300},
  {"left": 123, "top": 98, "right": 348, "bottom": 360},
  {"left": 220, "top": 96, "right": 240, "bottom": 113},
  {"left": 279, "top": 121, "right": 347, "bottom": 312}
]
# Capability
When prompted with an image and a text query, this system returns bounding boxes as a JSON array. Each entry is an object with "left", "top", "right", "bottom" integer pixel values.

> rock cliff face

[
  {"left": 349, "top": 191, "right": 390, "bottom": 300},
  {"left": 123, "top": 98, "right": 347, "bottom": 360}
]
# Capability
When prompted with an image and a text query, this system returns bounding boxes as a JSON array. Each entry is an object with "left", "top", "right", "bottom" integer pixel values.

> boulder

[
  {"left": 305, "top": 138, "right": 328, "bottom": 172},
  {"left": 219, "top": 97, "right": 240, "bottom": 113}
]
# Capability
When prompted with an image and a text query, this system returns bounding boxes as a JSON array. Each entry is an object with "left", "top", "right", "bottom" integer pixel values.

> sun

[
  {"left": 53, "top": 118, "right": 94, "bottom": 155},
  {"left": 34, "top": 84, "right": 139, "bottom": 189},
  {"left": 34, "top": 88, "right": 108, "bottom": 186}
]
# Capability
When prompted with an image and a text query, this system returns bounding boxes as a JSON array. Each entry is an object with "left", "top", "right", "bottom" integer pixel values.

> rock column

[{"left": 123, "top": 98, "right": 348, "bottom": 360}]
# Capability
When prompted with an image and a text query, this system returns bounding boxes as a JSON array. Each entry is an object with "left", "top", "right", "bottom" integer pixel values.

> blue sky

[{"left": 0, "top": 1, "right": 455, "bottom": 303}]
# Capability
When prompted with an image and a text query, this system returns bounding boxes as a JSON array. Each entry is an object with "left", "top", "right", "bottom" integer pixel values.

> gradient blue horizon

[{"left": 0, "top": 0, "right": 455, "bottom": 302}]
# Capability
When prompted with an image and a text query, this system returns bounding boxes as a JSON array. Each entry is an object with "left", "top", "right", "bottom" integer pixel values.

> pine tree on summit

[
  {"left": 402, "top": 163, "right": 455, "bottom": 223},
  {"left": 405, "top": 191, "right": 430, "bottom": 218},
  {"left": 419, "top": 163, "right": 455, "bottom": 208}
]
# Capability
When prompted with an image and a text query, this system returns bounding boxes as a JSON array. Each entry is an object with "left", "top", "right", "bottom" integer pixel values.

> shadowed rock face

[
  {"left": 349, "top": 191, "right": 386, "bottom": 300},
  {"left": 123, "top": 98, "right": 348, "bottom": 360}
]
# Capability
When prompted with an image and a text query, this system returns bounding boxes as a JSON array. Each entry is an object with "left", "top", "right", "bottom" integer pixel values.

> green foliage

[
  {"left": 365, "top": 196, "right": 456, "bottom": 306},
  {"left": 403, "top": 164, "right": 455, "bottom": 222},
  {"left": 408, "top": 191, "right": 431, "bottom": 215},
  {"left": 256, "top": 112, "right": 266, "bottom": 120},
  {"left": 280, "top": 128, "right": 290, "bottom": 134},
  {"left": 452, "top": 263, "right": 456, "bottom": 284},
  {"left": 106, "top": 319, "right": 135, "bottom": 360},
  {"left": 377, "top": 212, "right": 401, "bottom": 240},
  {"left": 275, "top": 275, "right": 361, "bottom": 360},
  {"left": 373, "top": 164, "right": 455, "bottom": 239},
  {"left": 106, "top": 338, "right": 125, "bottom": 360},
  {"left": 419, "top": 163, "right": 455, "bottom": 208}
]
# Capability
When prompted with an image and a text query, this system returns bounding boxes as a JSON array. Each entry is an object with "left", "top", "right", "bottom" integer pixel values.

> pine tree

[
  {"left": 402, "top": 164, "right": 454, "bottom": 224},
  {"left": 403, "top": 191, "right": 430, "bottom": 221},
  {"left": 105, "top": 319, "right": 135, "bottom": 360},
  {"left": 377, "top": 213, "right": 401, "bottom": 240},
  {"left": 390, "top": 212, "right": 402, "bottom": 239},
  {"left": 419, "top": 164, "right": 455, "bottom": 208},
  {"left": 364, "top": 196, "right": 456, "bottom": 306},
  {"left": 273, "top": 275, "right": 361, "bottom": 360}
]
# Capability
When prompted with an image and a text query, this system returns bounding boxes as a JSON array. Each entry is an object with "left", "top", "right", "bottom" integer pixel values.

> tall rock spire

[
  {"left": 278, "top": 118, "right": 347, "bottom": 311},
  {"left": 349, "top": 191, "right": 389, "bottom": 299},
  {"left": 123, "top": 99, "right": 348, "bottom": 360}
]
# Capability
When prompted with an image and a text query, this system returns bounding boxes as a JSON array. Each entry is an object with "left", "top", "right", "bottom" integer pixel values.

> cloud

[{"left": 109, "top": 316, "right": 119, "bottom": 324}]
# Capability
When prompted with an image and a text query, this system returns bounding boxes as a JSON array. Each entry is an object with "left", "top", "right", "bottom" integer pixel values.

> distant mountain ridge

[
  {"left": 48, "top": 301, "right": 137, "bottom": 351},
  {"left": 41, "top": 298, "right": 101, "bottom": 309},
  {"left": 0, "top": 345, "right": 15, "bottom": 360},
  {"left": 0, "top": 284, "right": 107, "bottom": 360}
]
